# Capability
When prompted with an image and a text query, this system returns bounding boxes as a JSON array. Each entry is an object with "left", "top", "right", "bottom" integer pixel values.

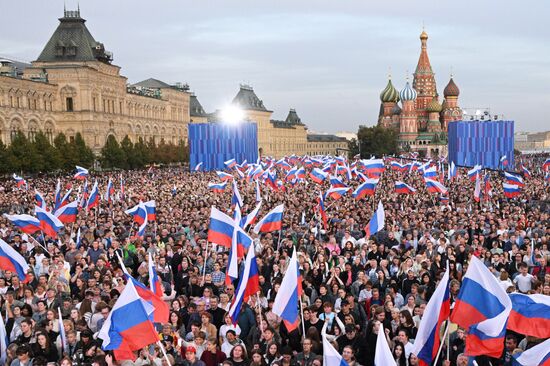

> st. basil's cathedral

[{"left": 377, "top": 30, "right": 462, "bottom": 157}]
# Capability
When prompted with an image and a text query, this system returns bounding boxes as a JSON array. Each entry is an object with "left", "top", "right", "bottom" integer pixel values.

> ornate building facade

[
  {"left": 0, "top": 9, "right": 191, "bottom": 151},
  {"left": 377, "top": 30, "right": 462, "bottom": 157},
  {"left": 0, "top": 9, "right": 347, "bottom": 159}
]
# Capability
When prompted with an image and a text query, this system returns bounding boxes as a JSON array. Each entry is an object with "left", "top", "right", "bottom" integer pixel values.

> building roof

[
  {"left": 36, "top": 9, "right": 112, "bottom": 64},
  {"left": 231, "top": 84, "right": 270, "bottom": 112},
  {"left": 0, "top": 57, "right": 31, "bottom": 78},
  {"left": 133, "top": 78, "right": 172, "bottom": 89},
  {"left": 414, "top": 30, "right": 433, "bottom": 75},
  {"left": 380, "top": 78, "right": 399, "bottom": 103},
  {"left": 285, "top": 108, "right": 304, "bottom": 125},
  {"left": 307, "top": 134, "right": 348, "bottom": 142},
  {"left": 270, "top": 120, "right": 296, "bottom": 129},
  {"left": 400, "top": 80, "right": 417, "bottom": 102},
  {"left": 190, "top": 94, "right": 207, "bottom": 117}
]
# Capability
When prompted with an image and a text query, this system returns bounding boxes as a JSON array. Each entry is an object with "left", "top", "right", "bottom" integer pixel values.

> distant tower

[
  {"left": 378, "top": 76, "right": 399, "bottom": 129},
  {"left": 442, "top": 76, "right": 461, "bottom": 131},
  {"left": 399, "top": 80, "right": 418, "bottom": 143},
  {"left": 426, "top": 95, "right": 443, "bottom": 132},
  {"left": 413, "top": 29, "right": 437, "bottom": 130}
]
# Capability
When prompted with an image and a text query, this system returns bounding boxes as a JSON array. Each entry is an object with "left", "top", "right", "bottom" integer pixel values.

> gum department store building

[{"left": 0, "top": 9, "right": 347, "bottom": 159}]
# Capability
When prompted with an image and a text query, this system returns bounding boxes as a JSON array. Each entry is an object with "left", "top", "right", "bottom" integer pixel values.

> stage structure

[
  {"left": 448, "top": 120, "right": 515, "bottom": 170},
  {"left": 188, "top": 122, "right": 258, "bottom": 171}
]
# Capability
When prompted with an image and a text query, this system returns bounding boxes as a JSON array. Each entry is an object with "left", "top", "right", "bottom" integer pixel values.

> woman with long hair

[
  {"left": 398, "top": 310, "right": 417, "bottom": 340},
  {"left": 264, "top": 342, "right": 281, "bottom": 366},
  {"left": 392, "top": 341, "right": 407, "bottom": 366},
  {"left": 32, "top": 332, "right": 59, "bottom": 362}
]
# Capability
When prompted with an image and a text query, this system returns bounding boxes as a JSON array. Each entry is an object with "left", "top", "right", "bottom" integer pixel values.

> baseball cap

[{"left": 186, "top": 346, "right": 196, "bottom": 354}]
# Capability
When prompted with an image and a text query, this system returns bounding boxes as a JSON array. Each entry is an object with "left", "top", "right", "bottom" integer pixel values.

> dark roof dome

[
  {"left": 444, "top": 77, "right": 460, "bottom": 98},
  {"left": 391, "top": 104, "right": 402, "bottom": 115}
]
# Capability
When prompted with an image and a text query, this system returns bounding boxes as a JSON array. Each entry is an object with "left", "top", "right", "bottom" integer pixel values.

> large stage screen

[
  {"left": 448, "top": 120, "right": 514, "bottom": 170},
  {"left": 188, "top": 122, "right": 258, "bottom": 171}
]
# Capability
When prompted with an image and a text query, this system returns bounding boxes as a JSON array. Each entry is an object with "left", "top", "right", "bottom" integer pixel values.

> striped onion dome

[
  {"left": 379, "top": 79, "right": 399, "bottom": 103},
  {"left": 426, "top": 97, "right": 442, "bottom": 113},
  {"left": 400, "top": 81, "right": 417, "bottom": 102},
  {"left": 444, "top": 77, "right": 460, "bottom": 97}
]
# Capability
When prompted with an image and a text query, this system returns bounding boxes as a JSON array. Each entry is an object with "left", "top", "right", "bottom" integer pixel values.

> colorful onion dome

[
  {"left": 380, "top": 79, "right": 399, "bottom": 103},
  {"left": 400, "top": 81, "right": 417, "bottom": 102},
  {"left": 391, "top": 104, "right": 402, "bottom": 115},
  {"left": 444, "top": 77, "right": 460, "bottom": 97},
  {"left": 426, "top": 97, "right": 442, "bottom": 113}
]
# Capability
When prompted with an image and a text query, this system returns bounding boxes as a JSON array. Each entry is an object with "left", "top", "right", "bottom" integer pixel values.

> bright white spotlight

[{"left": 221, "top": 105, "right": 244, "bottom": 125}]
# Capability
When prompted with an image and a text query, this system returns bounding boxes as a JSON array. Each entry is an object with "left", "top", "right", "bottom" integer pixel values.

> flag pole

[
  {"left": 299, "top": 296, "right": 306, "bottom": 340},
  {"left": 433, "top": 319, "right": 450, "bottom": 366},
  {"left": 202, "top": 242, "right": 209, "bottom": 284},
  {"left": 256, "top": 293, "right": 265, "bottom": 338},
  {"left": 157, "top": 340, "right": 172, "bottom": 365}
]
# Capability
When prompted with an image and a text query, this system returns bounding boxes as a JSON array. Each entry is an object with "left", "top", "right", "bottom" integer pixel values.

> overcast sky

[{"left": 1, "top": 0, "right": 548, "bottom": 133}]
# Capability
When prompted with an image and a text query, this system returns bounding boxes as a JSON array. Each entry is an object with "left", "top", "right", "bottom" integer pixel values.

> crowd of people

[{"left": 0, "top": 153, "right": 549, "bottom": 366}]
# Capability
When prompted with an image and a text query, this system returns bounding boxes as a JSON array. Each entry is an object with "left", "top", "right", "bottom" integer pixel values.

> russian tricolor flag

[
  {"left": 390, "top": 161, "right": 407, "bottom": 172},
  {"left": 148, "top": 253, "right": 164, "bottom": 297},
  {"left": 503, "top": 183, "right": 521, "bottom": 198},
  {"left": 57, "top": 189, "right": 73, "bottom": 210},
  {"left": 512, "top": 338, "right": 550, "bottom": 366},
  {"left": 207, "top": 206, "right": 236, "bottom": 248},
  {"left": 329, "top": 175, "right": 347, "bottom": 188},
  {"left": 521, "top": 165, "right": 531, "bottom": 178},
  {"left": 323, "top": 333, "right": 352, "bottom": 366},
  {"left": 216, "top": 171, "right": 233, "bottom": 181},
  {"left": 229, "top": 245, "right": 260, "bottom": 324},
  {"left": 424, "top": 178, "right": 448, "bottom": 195},
  {"left": 253, "top": 204, "right": 284, "bottom": 234},
  {"left": 231, "top": 180, "right": 243, "bottom": 208},
  {"left": 364, "top": 201, "right": 384, "bottom": 238},
  {"left": 194, "top": 162, "right": 203, "bottom": 172},
  {"left": 241, "top": 201, "right": 262, "bottom": 229},
  {"left": 208, "top": 181, "right": 227, "bottom": 193},
  {"left": 309, "top": 168, "right": 328, "bottom": 184},
  {"left": 412, "top": 265, "right": 450, "bottom": 366},
  {"left": 467, "top": 165, "right": 482, "bottom": 181},
  {"left": 125, "top": 202, "right": 147, "bottom": 225},
  {"left": 500, "top": 155, "right": 508, "bottom": 167},
  {"left": 74, "top": 165, "right": 89, "bottom": 180},
  {"left": 504, "top": 172, "right": 524, "bottom": 186},
  {"left": 544, "top": 158, "right": 550, "bottom": 171},
  {"left": 98, "top": 277, "right": 159, "bottom": 361},
  {"left": 105, "top": 178, "right": 115, "bottom": 203},
  {"left": 0, "top": 238, "right": 31, "bottom": 282},
  {"left": 507, "top": 293, "right": 550, "bottom": 339},
  {"left": 352, "top": 178, "right": 378, "bottom": 200},
  {"left": 3, "top": 214, "right": 41, "bottom": 234},
  {"left": 225, "top": 158, "right": 237, "bottom": 169},
  {"left": 362, "top": 158, "right": 385, "bottom": 175},
  {"left": 395, "top": 181, "right": 416, "bottom": 195},
  {"left": 12, "top": 173, "right": 26, "bottom": 189},
  {"left": 35, "top": 205, "right": 64, "bottom": 238},
  {"left": 54, "top": 200, "right": 79, "bottom": 224},
  {"left": 423, "top": 165, "right": 438, "bottom": 179},
  {"left": 272, "top": 249, "right": 302, "bottom": 332},
  {"left": 296, "top": 167, "right": 306, "bottom": 180},
  {"left": 86, "top": 180, "right": 100, "bottom": 210},
  {"left": 35, "top": 190, "right": 48, "bottom": 210},
  {"left": 143, "top": 200, "right": 156, "bottom": 221},
  {"left": 326, "top": 186, "right": 350, "bottom": 200},
  {"left": 448, "top": 161, "right": 457, "bottom": 181},
  {"left": 450, "top": 256, "right": 511, "bottom": 358},
  {"left": 54, "top": 179, "right": 62, "bottom": 210},
  {"left": 373, "top": 320, "right": 397, "bottom": 366}
]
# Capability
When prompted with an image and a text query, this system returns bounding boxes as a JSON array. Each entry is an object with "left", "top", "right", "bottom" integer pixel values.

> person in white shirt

[
  {"left": 397, "top": 329, "right": 414, "bottom": 358},
  {"left": 513, "top": 263, "right": 535, "bottom": 293}
]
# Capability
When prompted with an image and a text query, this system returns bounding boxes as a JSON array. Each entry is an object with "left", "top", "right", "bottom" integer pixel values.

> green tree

[
  {"left": 0, "top": 140, "right": 11, "bottom": 174},
  {"left": 133, "top": 137, "right": 150, "bottom": 167},
  {"left": 32, "top": 131, "right": 61, "bottom": 172},
  {"left": 176, "top": 139, "right": 189, "bottom": 163},
  {"left": 348, "top": 138, "right": 359, "bottom": 159},
  {"left": 356, "top": 125, "right": 398, "bottom": 158},
  {"left": 101, "top": 135, "right": 126, "bottom": 169},
  {"left": 73, "top": 132, "right": 94, "bottom": 167},
  {"left": 120, "top": 135, "right": 134, "bottom": 169},
  {"left": 8, "top": 131, "right": 35, "bottom": 172},
  {"left": 53, "top": 133, "right": 76, "bottom": 170}
]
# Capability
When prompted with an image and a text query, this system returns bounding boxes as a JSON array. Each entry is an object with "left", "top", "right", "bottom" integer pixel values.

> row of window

[{"left": 4, "top": 95, "right": 54, "bottom": 111}]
